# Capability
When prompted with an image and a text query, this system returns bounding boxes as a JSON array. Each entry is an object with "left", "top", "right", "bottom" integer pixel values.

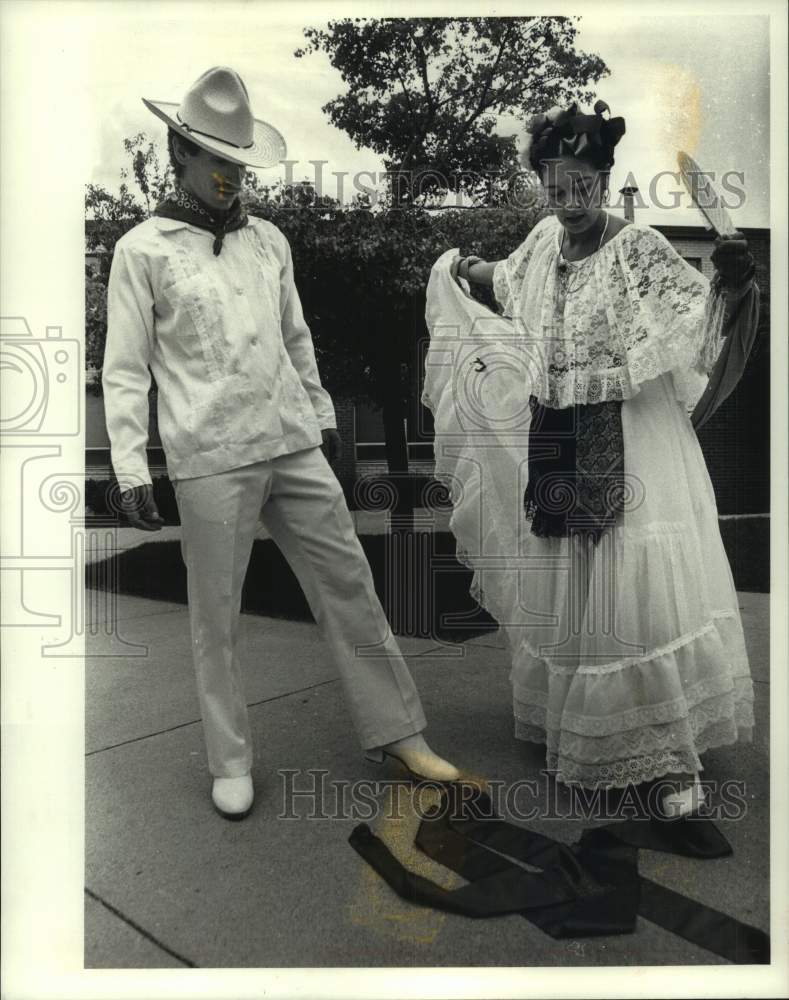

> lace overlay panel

[{"left": 492, "top": 216, "right": 726, "bottom": 407}]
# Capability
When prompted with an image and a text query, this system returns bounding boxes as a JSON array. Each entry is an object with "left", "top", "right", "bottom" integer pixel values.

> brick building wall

[{"left": 332, "top": 396, "right": 357, "bottom": 489}]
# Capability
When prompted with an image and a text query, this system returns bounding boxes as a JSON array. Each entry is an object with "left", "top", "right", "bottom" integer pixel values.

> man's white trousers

[{"left": 173, "top": 446, "right": 427, "bottom": 777}]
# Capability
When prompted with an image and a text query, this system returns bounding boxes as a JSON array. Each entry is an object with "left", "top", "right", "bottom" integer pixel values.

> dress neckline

[{"left": 555, "top": 216, "right": 633, "bottom": 264}]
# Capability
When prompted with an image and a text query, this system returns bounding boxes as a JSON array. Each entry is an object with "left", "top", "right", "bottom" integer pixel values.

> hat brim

[{"left": 142, "top": 98, "right": 287, "bottom": 169}]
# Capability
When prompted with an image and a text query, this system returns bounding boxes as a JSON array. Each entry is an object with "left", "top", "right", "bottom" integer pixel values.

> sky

[{"left": 79, "top": 4, "right": 768, "bottom": 228}]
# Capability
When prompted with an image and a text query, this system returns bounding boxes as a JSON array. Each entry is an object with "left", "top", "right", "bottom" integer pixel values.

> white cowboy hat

[{"left": 142, "top": 66, "right": 286, "bottom": 169}]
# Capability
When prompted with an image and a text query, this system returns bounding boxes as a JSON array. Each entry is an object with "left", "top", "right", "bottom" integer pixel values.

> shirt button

[
  {"left": 250, "top": 336, "right": 258, "bottom": 345},
  {"left": 235, "top": 287, "right": 244, "bottom": 295}
]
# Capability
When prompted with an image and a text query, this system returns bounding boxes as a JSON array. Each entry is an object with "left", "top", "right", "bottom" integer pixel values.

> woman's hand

[
  {"left": 451, "top": 255, "right": 482, "bottom": 285},
  {"left": 321, "top": 427, "right": 343, "bottom": 467},
  {"left": 711, "top": 232, "right": 755, "bottom": 292},
  {"left": 451, "top": 255, "right": 501, "bottom": 293}
]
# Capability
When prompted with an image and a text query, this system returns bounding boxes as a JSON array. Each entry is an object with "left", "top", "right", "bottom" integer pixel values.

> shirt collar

[{"left": 152, "top": 214, "right": 266, "bottom": 234}]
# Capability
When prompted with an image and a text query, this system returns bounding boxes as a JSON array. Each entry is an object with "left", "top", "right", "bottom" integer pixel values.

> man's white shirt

[{"left": 103, "top": 214, "right": 336, "bottom": 489}]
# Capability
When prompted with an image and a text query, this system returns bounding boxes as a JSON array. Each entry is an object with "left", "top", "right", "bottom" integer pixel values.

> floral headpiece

[{"left": 522, "top": 99, "right": 626, "bottom": 173}]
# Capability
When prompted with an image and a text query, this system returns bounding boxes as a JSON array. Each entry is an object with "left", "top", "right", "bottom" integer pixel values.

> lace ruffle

[
  {"left": 517, "top": 609, "right": 739, "bottom": 677},
  {"left": 510, "top": 620, "right": 754, "bottom": 788},
  {"left": 514, "top": 680, "right": 754, "bottom": 754},
  {"left": 491, "top": 217, "right": 725, "bottom": 407},
  {"left": 528, "top": 717, "right": 754, "bottom": 789},
  {"left": 513, "top": 673, "right": 753, "bottom": 737},
  {"left": 515, "top": 708, "right": 754, "bottom": 788}
]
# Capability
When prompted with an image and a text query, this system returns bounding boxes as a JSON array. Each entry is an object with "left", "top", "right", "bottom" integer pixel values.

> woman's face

[{"left": 541, "top": 157, "right": 607, "bottom": 236}]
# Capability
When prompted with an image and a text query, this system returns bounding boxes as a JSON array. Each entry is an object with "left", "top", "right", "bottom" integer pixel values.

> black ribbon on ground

[{"left": 348, "top": 785, "right": 769, "bottom": 964}]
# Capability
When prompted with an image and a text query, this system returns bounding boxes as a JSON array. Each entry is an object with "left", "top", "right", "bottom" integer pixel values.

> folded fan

[{"left": 677, "top": 150, "right": 738, "bottom": 237}]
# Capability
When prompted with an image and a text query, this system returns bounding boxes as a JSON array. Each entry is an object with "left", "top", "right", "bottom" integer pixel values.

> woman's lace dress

[{"left": 422, "top": 215, "right": 755, "bottom": 788}]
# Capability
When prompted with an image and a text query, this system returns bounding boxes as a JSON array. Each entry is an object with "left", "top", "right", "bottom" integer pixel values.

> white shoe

[
  {"left": 364, "top": 736, "right": 461, "bottom": 784},
  {"left": 212, "top": 774, "right": 254, "bottom": 820},
  {"left": 661, "top": 773, "right": 706, "bottom": 818}
]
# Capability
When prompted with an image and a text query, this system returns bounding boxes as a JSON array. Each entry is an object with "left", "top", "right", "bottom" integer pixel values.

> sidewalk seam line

[
  {"left": 85, "top": 887, "right": 197, "bottom": 968},
  {"left": 86, "top": 678, "right": 340, "bottom": 756},
  {"left": 87, "top": 606, "right": 189, "bottom": 625},
  {"left": 245, "top": 677, "right": 338, "bottom": 710}
]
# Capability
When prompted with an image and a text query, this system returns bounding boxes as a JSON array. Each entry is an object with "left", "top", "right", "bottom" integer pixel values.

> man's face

[{"left": 179, "top": 143, "right": 246, "bottom": 212}]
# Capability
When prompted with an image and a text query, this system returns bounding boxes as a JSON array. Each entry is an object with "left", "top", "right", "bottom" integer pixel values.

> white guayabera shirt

[{"left": 103, "top": 215, "right": 336, "bottom": 491}]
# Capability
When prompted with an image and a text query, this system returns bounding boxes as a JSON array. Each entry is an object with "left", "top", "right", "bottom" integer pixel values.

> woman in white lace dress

[{"left": 423, "top": 101, "right": 758, "bottom": 815}]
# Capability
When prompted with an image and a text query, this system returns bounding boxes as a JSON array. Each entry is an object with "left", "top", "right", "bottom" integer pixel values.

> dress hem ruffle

[{"left": 513, "top": 721, "right": 755, "bottom": 789}]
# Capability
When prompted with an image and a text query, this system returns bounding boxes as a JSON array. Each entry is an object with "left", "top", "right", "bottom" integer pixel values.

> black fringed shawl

[{"left": 524, "top": 397, "right": 626, "bottom": 543}]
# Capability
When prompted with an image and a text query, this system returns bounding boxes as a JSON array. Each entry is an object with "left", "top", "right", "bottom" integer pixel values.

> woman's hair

[
  {"left": 167, "top": 127, "right": 203, "bottom": 179},
  {"left": 523, "top": 101, "right": 626, "bottom": 179}
]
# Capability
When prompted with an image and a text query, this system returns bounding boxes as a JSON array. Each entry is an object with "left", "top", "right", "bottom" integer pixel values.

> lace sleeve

[
  {"left": 618, "top": 224, "right": 727, "bottom": 376},
  {"left": 492, "top": 215, "right": 555, "bottom": 318}
]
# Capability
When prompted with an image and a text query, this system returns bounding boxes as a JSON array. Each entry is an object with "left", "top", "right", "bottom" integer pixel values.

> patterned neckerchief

[{"left": 153, "top": 186, "right": 249, "bottom": 255}]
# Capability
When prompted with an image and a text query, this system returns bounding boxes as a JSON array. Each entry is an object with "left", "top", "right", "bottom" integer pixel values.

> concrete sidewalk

[{"left": 85, "top": 584, "right": 770, "bottom": 969}]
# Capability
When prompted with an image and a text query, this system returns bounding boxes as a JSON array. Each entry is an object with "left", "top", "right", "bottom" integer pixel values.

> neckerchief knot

[{"left": 153, "top": 187, "right": 248, "bottom": 255}]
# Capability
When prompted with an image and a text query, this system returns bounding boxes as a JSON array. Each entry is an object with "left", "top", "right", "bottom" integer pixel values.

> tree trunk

[
  {"left": 381, "top": 391, "right": 417, "bottom": 633},
  {"left": 382, "top": 393, "right": 408, "bottom": 475},
  {"left": 382, "top": 392, "right": 412, "bottom": 526}
]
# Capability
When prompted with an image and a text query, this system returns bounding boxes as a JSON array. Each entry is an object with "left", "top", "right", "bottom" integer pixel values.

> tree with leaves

[
  {"left": 296, "top": 16, "right": 608, "bottom": 204},
  {"left": 84, "top": 135, "right": 171, "bottom": 384},
  {"left": 124, "top": 132, "right": 171, "bottom": 215}
]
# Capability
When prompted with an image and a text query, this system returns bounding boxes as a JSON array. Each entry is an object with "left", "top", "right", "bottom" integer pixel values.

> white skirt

[
  {"left": 512, "top": 374, "right": 754, "bottom": 786},
  {"left": 424, "top": 251, "right": 755, "bottom": 788},
  {"left": 436, "top": 373, "right": 755, "bottom": 788}
]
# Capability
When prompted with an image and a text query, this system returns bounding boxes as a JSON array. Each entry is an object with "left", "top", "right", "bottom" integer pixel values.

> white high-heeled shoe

[
  {"left": 364, "top": 745, "right": 461, "bottom": 785},
  {"left": 212, "top": 773, "right": 254, "bottom": 820}
]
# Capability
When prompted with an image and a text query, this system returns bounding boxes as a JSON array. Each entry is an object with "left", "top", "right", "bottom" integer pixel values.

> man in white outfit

[{"left": 103, "top": 66, "right": 460, "bottom": 819}]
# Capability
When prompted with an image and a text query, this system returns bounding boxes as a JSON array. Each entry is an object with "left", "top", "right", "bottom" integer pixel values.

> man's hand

[
  {"left": 321, "top": 428, "right": 342, "bottom": 467},
  {"left": 120, "top": 484, "right": 165, "bottom": 531}
]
